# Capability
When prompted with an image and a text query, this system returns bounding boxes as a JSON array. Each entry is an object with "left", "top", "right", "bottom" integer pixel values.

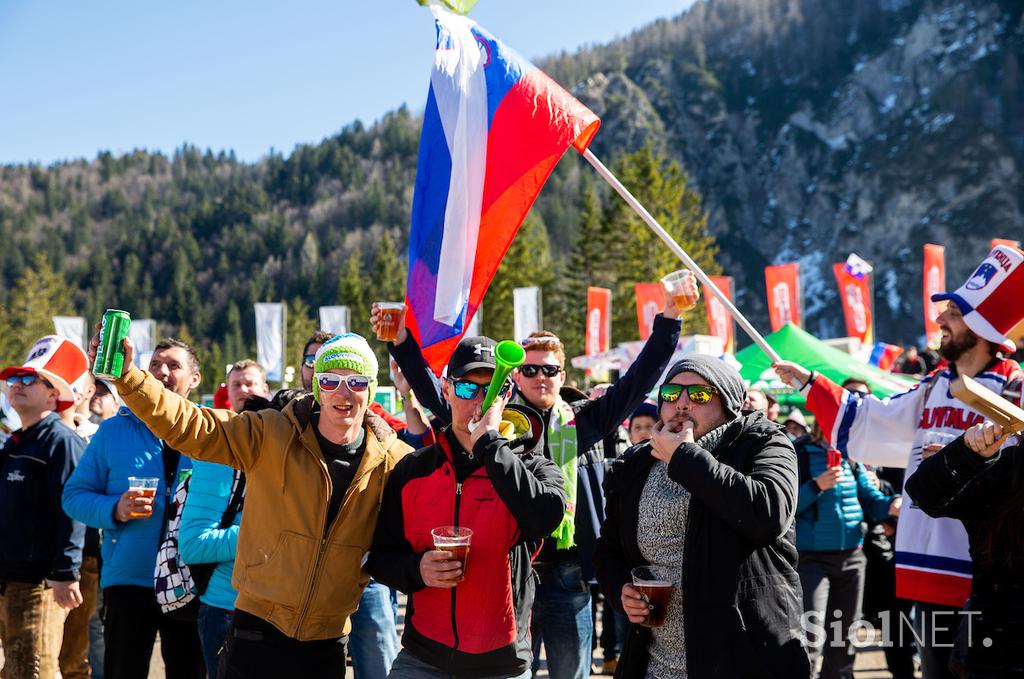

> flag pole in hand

[{"left": 582, "top": 148, "right": 781, "bottom": 363}]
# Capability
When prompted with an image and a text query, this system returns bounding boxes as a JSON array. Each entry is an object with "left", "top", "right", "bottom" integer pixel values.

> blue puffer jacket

[
  {"left": 179, "top": 459, "right": 241, "bottom": 612},
  {"left": 795, "top": 437, "right": 895, "bottom": 552},
  {"left": 63, "top": 406, "right": 192, "bottom": 589}
]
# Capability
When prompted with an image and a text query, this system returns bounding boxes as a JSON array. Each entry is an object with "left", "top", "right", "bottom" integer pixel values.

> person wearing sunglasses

[
  {"left": 367, "top": 335, "right": 566, "bottom": 679},
  {"left": 594, "top": 356, "right": 809, "bottom": 679},
  {"left": 0, "top": 336, "right": 89, "bottom": 679},
  {"left": 84, "top": 330, "right": 413, "bottom": 678},
  {"left": 375, "top": 294, "right": 683, "bottom": 679}
]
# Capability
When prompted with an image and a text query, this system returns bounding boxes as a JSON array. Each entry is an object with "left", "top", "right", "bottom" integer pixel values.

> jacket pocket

[
  {"left": 241, "top": 531, "right": 315, "bottom": 610},
  {"left": 307, "top": 543, "right": 367, "bottom": 625}
]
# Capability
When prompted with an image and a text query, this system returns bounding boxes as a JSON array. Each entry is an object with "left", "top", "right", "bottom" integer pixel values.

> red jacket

[{"left": 367, "top": 428, "right": 565, "bottom": 677}]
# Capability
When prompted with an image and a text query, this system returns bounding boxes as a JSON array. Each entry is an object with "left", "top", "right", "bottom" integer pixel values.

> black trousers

[
  {"left": 102, "top": 585, "right": 204, "bottom": 679},
  {"left": 218, "top": 610, "right": 347, "bottom": 679}
]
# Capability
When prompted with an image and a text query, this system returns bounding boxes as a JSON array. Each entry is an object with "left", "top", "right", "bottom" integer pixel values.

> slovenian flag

[{"left": 405, "top": 4, "right": 600, "bottom": 374}]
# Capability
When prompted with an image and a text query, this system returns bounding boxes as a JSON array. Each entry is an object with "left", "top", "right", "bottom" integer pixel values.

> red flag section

[
  {"left": 833, "top": 263, "right": 874, "bottom": 345},
  {"left": 923, "top": 244, "right": 946, "bottom": 348},
  {"left": 586, "top": 287, "right": 611, "bottom": 359},
  {"left": 704, "top": 276, "right": 735, "bottom": 354},
  {"left": 764, "top": 264, "right": 802, "bottom": 331},
  {"left": 634, "top": 283, "right": 665, "bottom": 341}
]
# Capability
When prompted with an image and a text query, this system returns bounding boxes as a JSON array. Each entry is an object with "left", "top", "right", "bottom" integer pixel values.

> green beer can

[{"left": 94, "top": 309, "right": 131, "bottom": 379}]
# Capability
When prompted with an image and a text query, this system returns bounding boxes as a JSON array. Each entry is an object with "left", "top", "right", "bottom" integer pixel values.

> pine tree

[
  {"left": 286, "top": 297, "right": 317, "bottom": 379},
  {"left": 0, "top": 255, "right": 73, "bottom": 366},
  {"left": 603, "top": 143, "right": 718, "bottom": 342}
]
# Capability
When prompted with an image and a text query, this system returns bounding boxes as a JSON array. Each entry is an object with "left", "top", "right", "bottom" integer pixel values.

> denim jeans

[
  {"left": 388, "top": 649, "right": 531, "bottom": 679},
  {"left": 197, "top": 604, "right": 233, "bottom": 679},
  {"left": 349, "top": 579, "right": 399, "bottom": 679},
  {"left": 530, "top": 560, "right": 593, "bottom": 679}
]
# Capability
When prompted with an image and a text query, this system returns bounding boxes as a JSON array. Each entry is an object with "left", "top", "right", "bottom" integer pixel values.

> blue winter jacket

[
  {"left": 179, "top": 459, "right": 241, "bottom": 612},
  {"left": 63, "top": 406, "right": 193, "bottom": 589},
  {"left": 795, "top": 437, "right": 896, "bottom": 552}
]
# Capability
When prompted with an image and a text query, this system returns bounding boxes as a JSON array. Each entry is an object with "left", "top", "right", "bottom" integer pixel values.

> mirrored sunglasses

[
  {"left": 5, "top": 374, "right": 53, "bottom": 389},
  {"left": 316, "top": 373, "right": 372, "bottom": 393},
  {"left": 519, "top": 364, "right": 562, "bottom": 378},
  {"left": 659, "top": 383, "right": 718, "bottom": 405},
  {"left": 302, "top": 355, "right": 317, "bottom": 369},
  {"left": 449, "top": 379, "right": 511, "bottom": 401}
]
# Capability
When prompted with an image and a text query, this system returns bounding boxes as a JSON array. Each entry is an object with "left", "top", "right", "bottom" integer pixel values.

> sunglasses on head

[
  {"left": 6, "top": 374, "right": 53, "bottom": 389},
  {"left": 315, "top": 373, "right": 372, "bottom": 393},
  {"left": 518, "top": 364, "right": 562, "bottom": 378},
  {"left": 659, "top": 383, "right": 718, "bottom": 405},
  {"left": 302, "top": 355, "right": 316, "bottom": 369},
  {"left": 448, "top": 378, "right": 512, "bottom": 401}
]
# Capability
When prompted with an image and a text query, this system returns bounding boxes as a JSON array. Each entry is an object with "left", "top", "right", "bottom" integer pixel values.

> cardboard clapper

[{"left": 949, "top": 373, "right": 1024, "bottom": 434}]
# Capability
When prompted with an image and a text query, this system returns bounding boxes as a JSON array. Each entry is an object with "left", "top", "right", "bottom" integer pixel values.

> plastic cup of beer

[
  {"left": 660, "top": 270, "right": 700, "bottom": 311},
  {"left": 127, "top": 477, "right": 159, "bottom": 518},
  {"left": 432, "top": 526, "right": 472, "bottom": 584},
  {"left": 631, "top": 565, "right": 676, "bottom": 627},
  {"left": 921, "top": 431, "right": 956, "bottom": 460},
  {"left": 375, "top": 303, "right": 405, "bottom": 343}
]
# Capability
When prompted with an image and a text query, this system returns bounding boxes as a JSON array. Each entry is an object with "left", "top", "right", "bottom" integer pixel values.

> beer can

[{"left": 94, "top": 309, "right": 131, "bottom": 379}]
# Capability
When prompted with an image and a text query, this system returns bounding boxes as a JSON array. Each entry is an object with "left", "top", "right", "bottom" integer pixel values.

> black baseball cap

[{"left": 448, "top": 336, "right": 498, "bottom": 379}]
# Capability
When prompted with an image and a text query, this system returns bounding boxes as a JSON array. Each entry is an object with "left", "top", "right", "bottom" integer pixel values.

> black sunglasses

[
  {"left": 659, "top": 383, "right": 718, "bottom": 405},
  {"left": 519, "top": 364, "right": 562, "bottom": 378}
]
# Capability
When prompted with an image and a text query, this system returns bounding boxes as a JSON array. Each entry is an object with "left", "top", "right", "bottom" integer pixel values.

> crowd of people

[{"left": 0, "top": 249, "right": 1023, "bottom": 679}]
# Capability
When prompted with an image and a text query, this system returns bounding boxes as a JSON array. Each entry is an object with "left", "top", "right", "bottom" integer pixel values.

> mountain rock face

[{"left": 553, "top": 0, "right": 1024, "bottom": 341}]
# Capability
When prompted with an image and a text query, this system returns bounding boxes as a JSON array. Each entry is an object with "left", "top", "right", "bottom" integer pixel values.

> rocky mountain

[{"left": 548, "top": 0, "right": 1024, "bottom": 341}]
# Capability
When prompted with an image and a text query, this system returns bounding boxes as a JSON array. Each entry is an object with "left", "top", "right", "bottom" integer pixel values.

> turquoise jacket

[
  {"left": 63, "top": 406, "right": 193, "bottom": 589},
  {"left": 179, "top": 459, "right": 241, "bottom": 612},
  {"left": 795, "top": 437, "right": 895, "bottom": 552}
]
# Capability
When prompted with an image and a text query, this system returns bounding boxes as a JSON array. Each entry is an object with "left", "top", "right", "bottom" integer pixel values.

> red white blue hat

[
  {"left": 0, "top": 335, "right": 90, "bottom": 411},
  {"left": 931, "top": 245, "right": 1024, "bottom": 343}
]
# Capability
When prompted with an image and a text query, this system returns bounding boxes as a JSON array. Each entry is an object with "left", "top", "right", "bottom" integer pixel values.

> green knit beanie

[{"left": 312, "top": 333, "right": 378, "bottom": 403}]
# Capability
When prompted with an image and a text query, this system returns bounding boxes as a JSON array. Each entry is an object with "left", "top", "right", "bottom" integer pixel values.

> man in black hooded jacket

[{"left": 594, "top": 356, "right": 810, "bottom": 679}]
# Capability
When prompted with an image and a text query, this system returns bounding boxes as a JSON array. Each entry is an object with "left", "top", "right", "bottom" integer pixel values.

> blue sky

[{"left": 0, "top": 1, "right": 692, "bottom": 165}]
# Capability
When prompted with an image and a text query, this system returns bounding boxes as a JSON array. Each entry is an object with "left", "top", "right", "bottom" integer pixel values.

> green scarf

[{"left": 513, "top": 394, "right": 579, "bottom": 549}]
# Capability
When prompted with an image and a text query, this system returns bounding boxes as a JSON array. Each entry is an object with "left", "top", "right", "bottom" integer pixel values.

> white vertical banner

[
  {"left": 466, "top": 303, "right": 482, "bottom": 337},
  {"left": 319, "top": 306, "right": 350, "bottom": 335},
  {"left": 53, "top": 316, "right": 87, "bottom": 350},
  {"left": 254, "top": 303, "right": 286, "bottom": 382},
  {"left": 513, "top": 287, "right": 541, "bottom": 342},
  {"left": 129, "top": 319, "right": 155, "bottom": 367}
]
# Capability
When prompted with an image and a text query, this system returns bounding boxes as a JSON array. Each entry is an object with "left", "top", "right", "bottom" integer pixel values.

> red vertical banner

[
  {"left": 923, "top": 244, "right": 946, "bottom": 348},
  {"left": 703, "top": 276, "right": 735, "bottom": 354},
  {"left": 586, "top": 287, "right": 611, "bottom": 359},
  {"left": 833, "top": 263, "right": 874, "bottom": 345},
  {"left": 634, "top": 283, "right": 665, "bottom": 341},
  {"left": 992, "top": 238, "right": 1021, "bottom": 249},
  {"left": 764, "top": 264, "right": 802, "bottom": 331}
]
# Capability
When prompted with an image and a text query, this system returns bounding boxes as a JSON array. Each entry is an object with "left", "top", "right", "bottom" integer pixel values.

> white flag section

[
  {"left": 466, "top": 304, "right": 482, "bottom": 337},
  {"left": 513, "top": 288, "right": 541, "bottom": 342},
  {"left": 254, "top": 303, "right": 286, "bottom": 382},
  {"left": 129, "top": 319, "right": 155, "bottom": 367},
  {"left": 319, "top": 306, "right": 350, "bottom": 335},
  {"left": 53, "top": 316, "right": 87, "bottom": 350}
]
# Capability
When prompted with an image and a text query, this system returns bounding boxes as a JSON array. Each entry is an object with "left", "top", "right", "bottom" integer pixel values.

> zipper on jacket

[
  {"left": 295, "top": 459, "right": 335, "bottom": 635},
  {"left": 450, "top": 478, "right": 463, "bottom": 659}
]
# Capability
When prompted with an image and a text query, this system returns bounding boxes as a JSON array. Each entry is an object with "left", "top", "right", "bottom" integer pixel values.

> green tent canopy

[{"left": 735, "top": 324, "right": 918, "bottom": 405}]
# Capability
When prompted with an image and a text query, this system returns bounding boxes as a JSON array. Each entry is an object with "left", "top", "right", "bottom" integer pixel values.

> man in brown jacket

[{"left": 90, "top": 331, "right": 411, "bottom": 678}]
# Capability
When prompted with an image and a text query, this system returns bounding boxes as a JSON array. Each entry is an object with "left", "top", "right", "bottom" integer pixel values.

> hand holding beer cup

[
  {"left": 370, "top": 303, "right": 407, "bottom": 344},
  {"left": 421, "top": 526, "right": 472, "bottom": 588},
  {"left": 115, "top": 477, "right": 158, "bottom": 522},
  {"left": 629, "top": 566, "right": 676, "bottom": 627},
  {"left": 660, "top": 269, "right": 699, "bottom": 315},
  {"left": 921, "top": 431, "right": 956, "bottom": 460}
]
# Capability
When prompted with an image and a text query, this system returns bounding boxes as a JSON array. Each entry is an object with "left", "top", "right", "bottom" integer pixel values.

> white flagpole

[{"left": 583, "top": 148, "right": 782, "bottom": 363}]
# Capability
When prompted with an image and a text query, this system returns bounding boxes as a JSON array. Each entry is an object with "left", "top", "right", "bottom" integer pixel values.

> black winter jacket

[
  {"left": 594, "top": 411, "right": 810, "bottom": 679},
  {"left": 905, "top": 436, "right": 1024, "bottom": 677},
  {"left": 0, "top": 413, "right": 86, "bottom": 582}
]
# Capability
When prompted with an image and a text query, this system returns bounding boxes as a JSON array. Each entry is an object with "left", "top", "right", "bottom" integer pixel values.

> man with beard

[{"left": 773, "top": 244, "right": 1024, "bottom": 679}]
